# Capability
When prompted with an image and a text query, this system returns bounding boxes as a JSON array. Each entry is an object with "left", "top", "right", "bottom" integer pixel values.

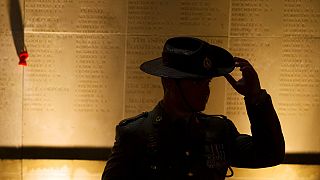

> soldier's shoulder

[
  {"left": 115, "top": 112, "right": 149, "bottom": 140},
  {"left": 118, "top": 112, "right": 148, "bottom": 127}
]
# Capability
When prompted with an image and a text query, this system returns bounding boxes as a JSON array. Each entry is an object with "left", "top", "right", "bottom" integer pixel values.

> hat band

[{"left": 162, "top": 52, "right": 210, "bottom": 76}]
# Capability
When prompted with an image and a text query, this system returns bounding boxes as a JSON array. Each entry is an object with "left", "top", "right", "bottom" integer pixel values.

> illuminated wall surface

[{"left": 0, "top": 0, "right": 319, "bottom": 179}]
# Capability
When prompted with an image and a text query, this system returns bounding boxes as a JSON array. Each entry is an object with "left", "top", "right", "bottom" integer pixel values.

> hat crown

[
  {"left": 163, "top": 37, "right": 205, "bottom": 56},
  {"left": 162, "top": 37, "right": 208, "bottom": 76}
]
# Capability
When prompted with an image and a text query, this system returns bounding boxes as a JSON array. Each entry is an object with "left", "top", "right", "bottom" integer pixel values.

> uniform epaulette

[
  {"left": 198, "top": 113, "right": 227, "bottom": 120},
  {"left": 211, "top": 114, "right": 227, "bottom": 119},
  {"left": 118, "top": 112, "right": 148, "bottom": 126}
]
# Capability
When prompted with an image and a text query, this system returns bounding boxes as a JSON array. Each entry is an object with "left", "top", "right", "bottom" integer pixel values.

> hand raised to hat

[{"left": 224, "top": 57, "right": 262, "bottom": 99}]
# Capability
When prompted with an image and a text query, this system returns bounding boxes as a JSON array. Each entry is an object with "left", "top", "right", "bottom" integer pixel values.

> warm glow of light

[
  {"left": 26, "top": 165, "right": 70, "bottom": 180},
  {"left": 0, "top": 160, "right": 319, "bottom": 179},
  {"left": 20, "top": 160, "right": 105, "bottom": 179}
]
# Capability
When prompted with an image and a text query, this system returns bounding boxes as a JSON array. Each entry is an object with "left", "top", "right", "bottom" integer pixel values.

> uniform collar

[{"left": 151, "top": 101, "right": 199, "bottom": 128}]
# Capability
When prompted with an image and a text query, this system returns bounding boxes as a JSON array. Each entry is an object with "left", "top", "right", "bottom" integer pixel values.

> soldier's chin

[{"left": 192, "top": 104, "right": 207, "bottom": 112}]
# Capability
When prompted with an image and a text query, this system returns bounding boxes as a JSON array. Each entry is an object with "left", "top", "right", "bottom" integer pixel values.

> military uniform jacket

[{"left": 102, "top": 90, "right": 285, "bottom": 180}]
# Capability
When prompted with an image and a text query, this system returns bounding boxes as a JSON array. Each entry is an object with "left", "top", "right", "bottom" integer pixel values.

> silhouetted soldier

[{"left": 102, "top": 37, "right": 285, "bottom": 180}]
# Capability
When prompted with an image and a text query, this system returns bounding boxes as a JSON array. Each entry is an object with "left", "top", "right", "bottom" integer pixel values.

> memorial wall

[{"left": 0, "top": 0, "right": 319, "bottom": 156}]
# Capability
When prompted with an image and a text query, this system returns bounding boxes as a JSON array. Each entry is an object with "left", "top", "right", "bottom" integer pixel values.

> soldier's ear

[{"left": 161, "top": 78, "right": 176, "bottom": 92}]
